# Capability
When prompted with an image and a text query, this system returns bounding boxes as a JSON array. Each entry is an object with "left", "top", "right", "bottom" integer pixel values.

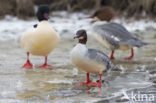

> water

[
  {"left": 0, "top": 28, "right": 155, "bottom": 103},
  {"left": 0, "top": 13, "right": 156, "bottom": 103}
]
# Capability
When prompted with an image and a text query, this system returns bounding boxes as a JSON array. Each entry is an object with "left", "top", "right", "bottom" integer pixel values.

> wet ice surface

[{"left": 0, "top": 12, "right": 156, "bottom": 103}]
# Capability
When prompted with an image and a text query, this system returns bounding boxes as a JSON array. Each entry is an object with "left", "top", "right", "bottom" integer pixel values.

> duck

[
  {"left": 70, "top": 29, "right": 120, "bottom": 87},
  {"left": 89, "top": 8, "right": 148, "bottom": 60},
  {"left": 21, "top": 4, "right": 60, "bottom": 68},
  {"left": 92, "top": 22, "right": 148, "bottom": 60}
]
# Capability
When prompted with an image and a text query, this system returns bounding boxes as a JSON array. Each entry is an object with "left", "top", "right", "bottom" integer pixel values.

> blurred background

[{"left": 0, "top": 0, "right": 156, "bottom": 19}]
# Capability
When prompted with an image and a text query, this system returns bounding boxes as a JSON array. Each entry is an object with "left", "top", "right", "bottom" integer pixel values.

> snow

[
  {"left": 0, "top": 12, "right": 156, "bottom": 42},
  {"left": 113, "top": 18, "right": 156, "bottom": 31}
]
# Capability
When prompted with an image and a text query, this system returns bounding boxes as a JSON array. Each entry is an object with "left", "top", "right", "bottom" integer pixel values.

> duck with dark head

[
  {"left": 21, "top": 4, "right": 60, "bottom": 69},
  {"left": 71, "top": 29, "right": 121, "bottom": 87},
  {"left": 36, "top": 4, "right": 50, "bottom": 21},
  {"left": 74, "top": 30, "right": 87, "bottom": 44}
]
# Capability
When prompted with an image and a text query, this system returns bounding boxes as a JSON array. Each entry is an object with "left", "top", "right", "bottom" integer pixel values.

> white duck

[
  {"left": 71, "top": 30, "right": 120, "bottom": 87},
  {"left": 21, "top": 4, "right": 60, "bottom": 68}
]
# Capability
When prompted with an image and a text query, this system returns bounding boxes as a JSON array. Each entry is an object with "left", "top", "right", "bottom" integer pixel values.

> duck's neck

[
  {"left": 75, "top": 43, "right": 88, "bottom": 52},
  {"left": 39, "top": 20, "right": 48, "bottom": 22},
  {"left": 78, "top": 37, "right": 87, "bottom": 44}
]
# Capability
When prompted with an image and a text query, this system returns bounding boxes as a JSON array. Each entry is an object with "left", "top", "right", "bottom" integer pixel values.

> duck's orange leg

[
  {"left": 89, "top": 74, "right": 102, "bottom": 87},
  {"left": 38, "top": 56, "right": 53, "bottom": 68},
  {"left": 124, "top": 48, "right": 134, "bottom": 60},
  {"left": 110, "top": 50, "right": 115, "bottom": 60},
  {"left": 78, "top": 73, "right": 91, "bottom": 85},
  {"left": 22, "top": 52, "right": 33, "bottom": 69}
]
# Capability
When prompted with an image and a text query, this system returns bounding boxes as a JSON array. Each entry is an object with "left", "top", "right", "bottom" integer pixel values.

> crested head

[
  {"left": 74, "top": 29, "right": 87, "bottom": 44},
  {"left": 36, "top": 4, "right": 50, "bottom": 21},
  {"left": 90, "top": 7, "right": 115, "bottom": 22}
]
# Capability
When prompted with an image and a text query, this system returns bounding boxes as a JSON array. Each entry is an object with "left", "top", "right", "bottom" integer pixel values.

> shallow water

[{"left": 0, "top": 28, "right": 156, "bottom": 103}]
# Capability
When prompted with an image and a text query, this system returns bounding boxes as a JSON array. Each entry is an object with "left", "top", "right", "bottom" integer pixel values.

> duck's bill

[
  {"left": 44, "top": 13, "right": 49, "bottom": 19},
  {"left": 73, "top": 35, "right": 80, "bottom": 39}
]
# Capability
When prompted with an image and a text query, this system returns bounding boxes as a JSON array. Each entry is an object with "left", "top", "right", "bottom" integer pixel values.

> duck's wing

[
  {"left": 86, "top": 49, "right": 120, "bottom": 71},
  {"left": 93, "top": 23, "right": 134, "bottom": 41},
  {"left": 93, "top": 23, "right": 147, "bottom": 47}
]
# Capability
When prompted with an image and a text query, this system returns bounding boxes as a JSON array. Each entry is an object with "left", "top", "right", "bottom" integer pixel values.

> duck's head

[
  {"left": 87, "top": 7, "right": 116, "bottom": 22},
  {"left": 36, "top": 4, "right": 50, "bottom": 21},
  {"left": 74, "top": 30, "right": 87, "bottom": 44}
]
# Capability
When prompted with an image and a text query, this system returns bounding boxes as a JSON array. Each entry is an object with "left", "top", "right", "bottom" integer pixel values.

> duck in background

[
  {"left": 71, "top": 30, "right": 121, "bottom": 87},
  {"left": 89, "top": 6, "right": 116, "bottom": 22},
  {"left": 88, "top": 7, "right": 148, "bottom": 60},
  {"left": 21, "top": 4, "right": 60, "bottom": 68}
]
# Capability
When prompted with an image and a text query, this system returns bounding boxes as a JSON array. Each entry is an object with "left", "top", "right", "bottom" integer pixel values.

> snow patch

[{"left": 0, "top": 12, "right": 156, "bottom": 42}]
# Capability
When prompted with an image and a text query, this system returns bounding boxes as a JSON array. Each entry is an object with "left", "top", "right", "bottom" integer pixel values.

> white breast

[
  {"left": 70, "top": 44, "right": 105, "bottom": 74},
  {"left": 70, "top": 44, "right": 87, "bottom": 63},
  {"left": 21, "top": 21, "right": 60, "bottom": 56}
]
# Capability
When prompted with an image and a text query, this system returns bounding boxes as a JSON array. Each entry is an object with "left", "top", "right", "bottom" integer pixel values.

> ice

[
  {"left": 46, "top": 78, "right": 73, "bottom": 84},
  {"left": 72, "top": 68, "right": 78, "bottom": 76}
]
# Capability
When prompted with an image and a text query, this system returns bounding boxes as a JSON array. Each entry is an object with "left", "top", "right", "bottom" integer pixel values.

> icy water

[
  {"left": 0, "top": 12, "right": 156, "bottom": 103},
  {"left": 0, "top": 27, "right": 156, "bottom": 103}
]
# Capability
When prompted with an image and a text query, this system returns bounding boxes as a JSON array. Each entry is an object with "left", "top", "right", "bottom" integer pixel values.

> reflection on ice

[{"left": 46, "top": 78, "right": 73, "bottom": 84}]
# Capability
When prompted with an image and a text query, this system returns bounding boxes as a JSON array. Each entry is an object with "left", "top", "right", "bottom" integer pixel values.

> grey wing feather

[
  {"left": 93, "top": 23, "right": 148, "bottom": 47},
  {"left": 93, "top": 23, "right": 120, "bottom": 49},
  {"left": 93, "top": 23, "right": 134, "bottom": 40},
  {"left": 122, "top": 37, "right": 148, "bottom": 47},
  {"left": 87, "top": 49, "right": 120, "bottom": 71}
]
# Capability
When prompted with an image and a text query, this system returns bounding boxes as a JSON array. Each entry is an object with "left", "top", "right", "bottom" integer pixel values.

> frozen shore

[{"left": 0, "top": 11, "right": 156, "bottom": 42}]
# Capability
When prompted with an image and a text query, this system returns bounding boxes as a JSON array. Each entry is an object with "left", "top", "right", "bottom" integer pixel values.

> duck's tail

[
  {"left": 124, "top": 38, "right": 149, "bottom": 48},
  {"left": 111, "top": 65, "right": 122, "bottom": 72},
  {"left": 133, "top": 39, "right": 149, "bottom": 47},
  {"left": 108, "top": 61, "right": 122, "bottom": 72}
]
